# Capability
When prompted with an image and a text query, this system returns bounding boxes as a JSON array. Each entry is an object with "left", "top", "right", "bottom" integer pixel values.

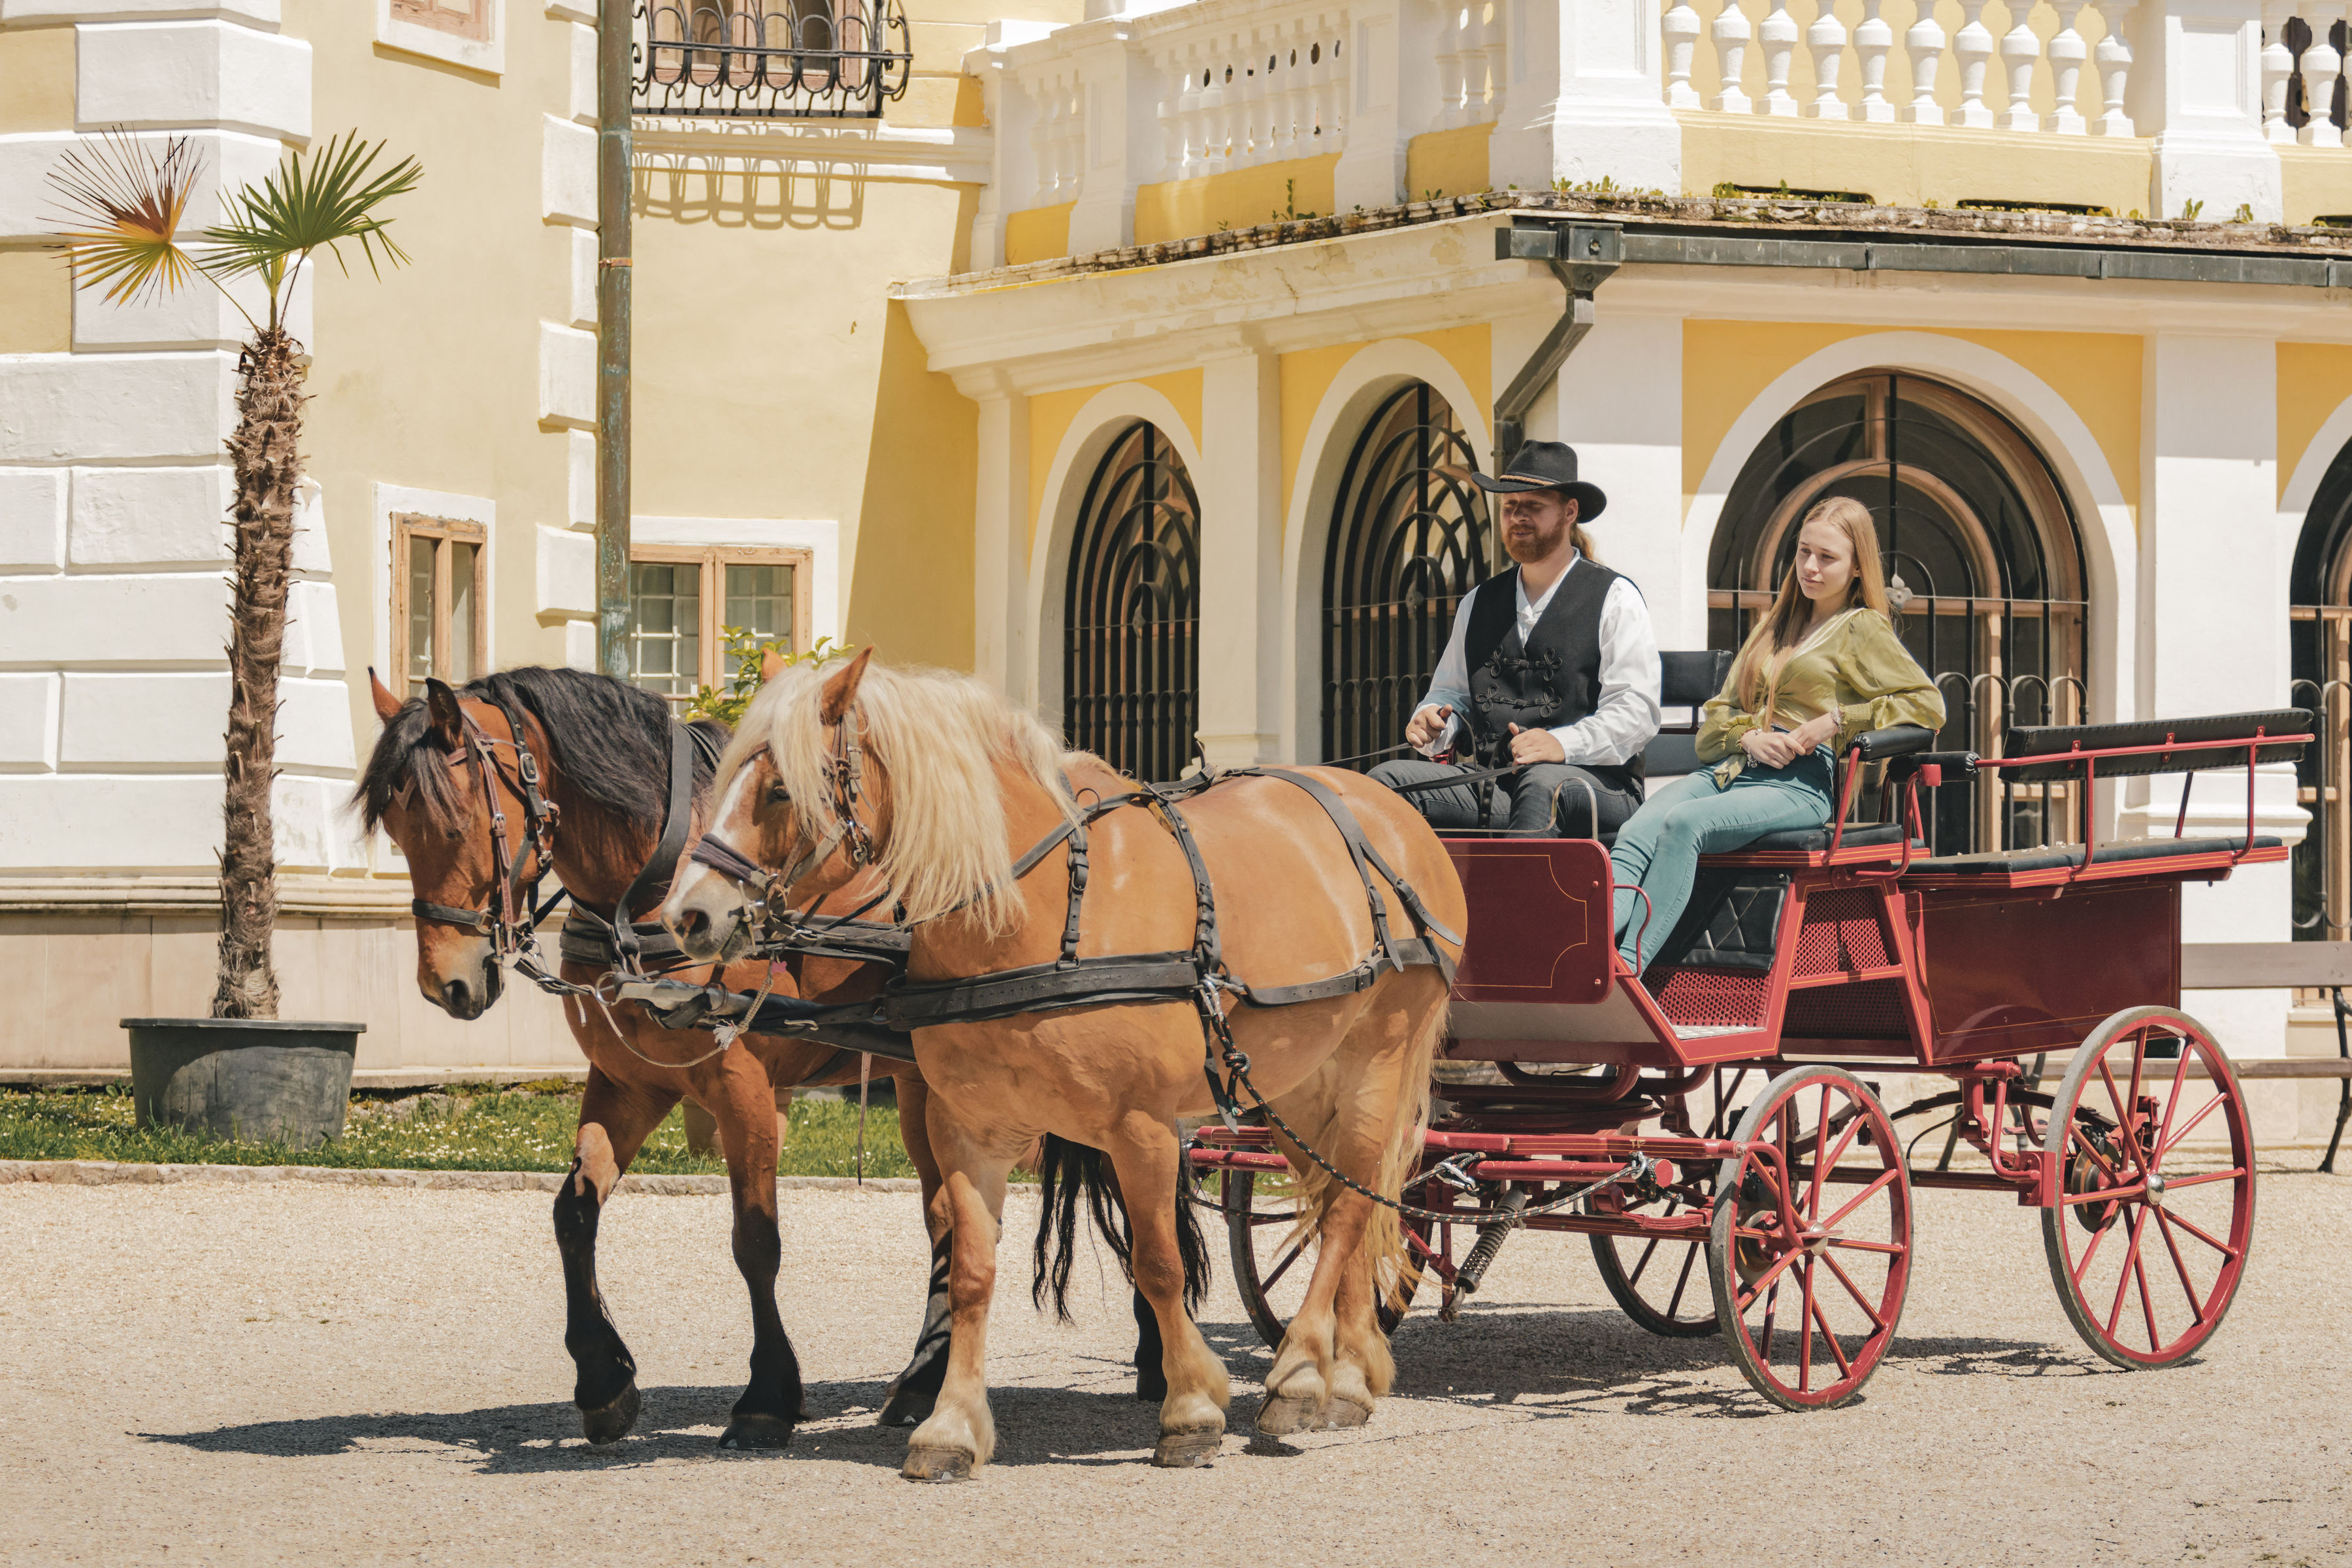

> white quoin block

[
  {"left": 538, "top": 321, "right": 596, "bottom": 429},
  {"left": 289, "top": 474, "right": 330, "bottom": 578},
  {"left": 0, "top": 351, "right": 237, "bottom": 464},
  {"left": 566, "top": 429, "right": 595, "bottom": 529},
  {"left": 541, "top": 115, "right": 597, "bottom": 226},
  {"left": 277, "top": 674, "right": 355, "bottom": 771},
  {"left": 563, "top": 619, "right": 596, "bottom": 670},
  {"left": 0, "top": 674, "right": 62, "bottom": 773},
  {"left": 74, "top": 21, "right": 312, "bottom": 140},
  {"left": 569, "top": 227, "right": 597, "bottom": 329},
  {"left": 536, "top": 523, "right": 595, "bottom": 617},
  {"left": 59, "top": 672, "right": 231, "bottom": 766},
  {"left": 1, "top": 0, "right": 278, "bottom": 21},
  {"left": 282, "top": 580, "right": 347, "bottom": 677},
  {"left": 0, "top": 774, "right": 224, "bottom": 873},
  {"left": 568, "top": 21, "right": 596, "bottom": 123},
  {"left": 272, "top": 773, "right": 369, "bottom": 873},
  {"left": 0, "top": 572, "right": 229, "bottom": 667},
  {"left": 67, "top": 465, "right": 232, "bottom": 568},
  {"left": 0, "top": 469, "right": 68, "bottom": 571}
]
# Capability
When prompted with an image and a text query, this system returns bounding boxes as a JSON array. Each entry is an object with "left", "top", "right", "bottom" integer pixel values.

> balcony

[
  {"left": 634, "top": 0, "right": 911, "bottom": 120},
  {"left": 962, "top": 1, "right": 2352, "bottom": 271}
]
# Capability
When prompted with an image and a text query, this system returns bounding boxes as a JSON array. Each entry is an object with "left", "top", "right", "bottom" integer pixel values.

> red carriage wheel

[
  {"left": 1220, "top": 1168, "right": 1424, "bottom": 1349},
  {"left": 1708, "top": 1066, "right": 1913, "bottom": 1410},
  {"left": 2040, "top": 1007, "right": 2256, "bottom": 1370},
  {"left": 1590, "top": 1190, "right": 1720, "bottom": 1338}
]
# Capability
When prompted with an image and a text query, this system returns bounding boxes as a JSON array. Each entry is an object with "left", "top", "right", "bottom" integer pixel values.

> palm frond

[
  {"left": 198, "top": 131, "right": 422, "bottom": 291},
  {"left": 46, "top": 131, "right": 204, "bottom": 306}
]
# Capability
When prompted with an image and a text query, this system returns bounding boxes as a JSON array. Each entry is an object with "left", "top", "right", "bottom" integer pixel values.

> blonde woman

[{"left": 1610, "top": 496, "right": 1945, "bottom": 970}]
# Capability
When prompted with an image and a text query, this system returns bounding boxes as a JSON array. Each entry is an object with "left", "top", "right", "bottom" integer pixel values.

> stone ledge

[
  {"left": 0, "top": 875, "right": 413, "bottom": 917},
  {"left": 0, "top": 1158, "right": 927, "bottom": 1196}
]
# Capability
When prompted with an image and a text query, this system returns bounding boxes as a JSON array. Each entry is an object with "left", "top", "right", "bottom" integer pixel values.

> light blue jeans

[{"left": 1610, "top": 753, "right": 1835, "bottom": 970}]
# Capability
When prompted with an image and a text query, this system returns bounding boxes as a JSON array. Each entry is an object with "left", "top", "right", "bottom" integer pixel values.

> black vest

[{"left": 1463, "top": 561, "right": 1641, "bottom": 791}]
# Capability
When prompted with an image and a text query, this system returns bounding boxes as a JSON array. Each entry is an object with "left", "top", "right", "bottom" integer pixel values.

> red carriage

[{"left": 1195, "top": 664, "right": 2306, "bottom": 1410}]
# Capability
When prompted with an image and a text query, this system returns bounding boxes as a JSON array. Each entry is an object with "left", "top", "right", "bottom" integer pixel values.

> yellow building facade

[{"left": 7, "top": 1, "right": 2352, "bottom": 1140}]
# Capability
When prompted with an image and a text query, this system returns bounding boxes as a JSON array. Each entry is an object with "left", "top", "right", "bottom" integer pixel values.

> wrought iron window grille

[
  {"left": 1064, "top": 422, "right": 1201, "bottom": 785},
  {"left": 636, "top": 0, "right": 910, "bottom": 120}
]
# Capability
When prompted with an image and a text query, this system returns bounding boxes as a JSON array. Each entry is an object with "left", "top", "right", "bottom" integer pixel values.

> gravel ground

[{"left": 2, "top": 1167, "right": 2347, "bottom": 1567}]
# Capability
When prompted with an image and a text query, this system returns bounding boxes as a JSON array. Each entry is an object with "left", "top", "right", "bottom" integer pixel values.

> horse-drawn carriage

[{"left": 1196, "top": 655, "right": 2303, "bottom": 1409}]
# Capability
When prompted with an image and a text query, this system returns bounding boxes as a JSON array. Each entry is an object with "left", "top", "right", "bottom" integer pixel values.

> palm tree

[{"left": 52, "top": 130, "right": 421, "bottom": 1021}]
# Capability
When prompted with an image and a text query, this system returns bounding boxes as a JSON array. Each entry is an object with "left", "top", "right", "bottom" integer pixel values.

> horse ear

[
  {"left": 368, "top": 667, "right": 404, "bottom": 722},
  {"left": 819, "top": 647, "right": 872, "bottom": 727},
  {"left": 760, "top": 649, "right": 787, "bottom": 682},
  {"left": 424, "top": 678, "right": 466, "bottom": 751}
]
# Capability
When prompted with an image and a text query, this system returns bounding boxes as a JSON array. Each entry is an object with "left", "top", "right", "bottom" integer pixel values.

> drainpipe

[
  {"left": 595, "top": 0, "right": 634, "bottom": 681},
  {"left": 1492, "top": 220, "right": 1622, "bottom": 469}
]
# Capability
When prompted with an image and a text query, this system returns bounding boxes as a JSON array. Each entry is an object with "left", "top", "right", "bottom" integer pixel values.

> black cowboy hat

[{"left": 1472, "top": 440, "right": 1607, "bottom": 520}]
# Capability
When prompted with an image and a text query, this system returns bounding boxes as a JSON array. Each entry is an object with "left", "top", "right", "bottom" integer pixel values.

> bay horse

[
  {"left": 356, "top": 666, "right": 1191, "bottom": 1449},
  {"left": 358, "top": 665, "right": 948, "bottom": 1448},
  {"left": 662, "top": 652, "right": 1463, "bottom": 1477}
]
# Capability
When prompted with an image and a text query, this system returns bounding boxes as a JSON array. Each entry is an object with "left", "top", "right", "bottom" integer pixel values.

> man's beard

[{"left": 1503, "top": 517, "right": 1571, "bottom": 564}]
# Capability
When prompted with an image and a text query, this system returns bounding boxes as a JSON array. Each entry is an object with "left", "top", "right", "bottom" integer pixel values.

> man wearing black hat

[{"left": 1369, "top": 440, "right": 1661, "bottom": 837}]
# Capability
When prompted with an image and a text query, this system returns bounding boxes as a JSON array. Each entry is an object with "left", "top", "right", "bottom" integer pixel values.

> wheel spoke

[
  {"left": 2070, "top": 1198, "right": 2117, "bottom": 1286},
  {"left": 2132, "top": 1238, "right": 2161, "bottom": 1354},
  {"left": 1263, "top": 1237, "right": 1306, "bottom": 1293},
  {"left": 1799, "top": 1256, "right": 1818, "bottom": 1391},
  {"left": 1626, "top": 1232, "right": 1665, "bottom": 1289},
  {"left": 2098, "top": 1057, "right": 2150, "bottom": 1171},
  {"left": 2103, "top": 1205, "right": 2152, "bottom": 1338},
  {"left": 1808, "top": 1086, "right": 1837, "bottom": 1218},
  {"left": 1820, "top": 1168, "right": 1899, "bottom": 1232},
  {"left": 2153, "top": 1210, "right": 2209, "bottom": 1326},
  {"left": 2159, "top": 1166, "right": 2246, "bottom": 1191},
  {"left": 1822, "top": 1236, "right": 1906, "bottom": 1256},
  {"left": 1819, "top": 1249, "right": 1887, "bottom": 1330},
  {"left": 1665, "top": 1241, "right": 1700, "bottom": 1321},
  {"left": 2151, "top": 1041, "right": 2196, "bottom": 1165},
  {"left": 1758, "top": 1279, "right": 1779, "bottom": 1360},
  {"left": 2155, "top": 1093, "right": 2229, "bottom": 1160},
  {"left": 1816, "top": 1107, "right": 1867, "bottom": 1201},
  {"left": 1808, "top": 1292, "right": 1855, "bottom": 1379},
  {"left": 2059, "top": 1182, "right": 2144, "bottom": 1205},
  {"left": 2155, "top": 1205, "right": 2242, "bottom": 1262},
  {"left": 2066, "top": 1121, "right": 2125, "bottom": 1184},
  {"left": 1735, "top": 1239, "right": 1806, "bottom": 1310}
]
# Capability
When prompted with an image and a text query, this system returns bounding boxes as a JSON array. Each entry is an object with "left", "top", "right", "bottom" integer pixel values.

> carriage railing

[{"left": 635, "top": 0, "right": 911, "bottom": 120}]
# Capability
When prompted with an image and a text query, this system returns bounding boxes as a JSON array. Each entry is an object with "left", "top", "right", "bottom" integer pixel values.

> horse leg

[
  {"left": 1105, "top": 1120, "right": 1230, "bottom": 1467},
  {"left": 712, "top": 1052, "right": 804, "bottom": 1450},
  {"left": 902, "top": 1109, "right": 1015, "bottom": 1482},
  {"left": 880, "top": 1068, "right": 953, "bottom": 1428},
  {"left": 1093, "top": 1147, "right": 1171, "bottom": 1403},
  {"left": 554, "top": 1066, "right": 678, "bottom": 1445}
]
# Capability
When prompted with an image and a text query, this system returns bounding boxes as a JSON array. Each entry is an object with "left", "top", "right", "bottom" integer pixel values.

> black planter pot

[{"left": 122, "top": 1018, "right": 366, "bottom": 1150}]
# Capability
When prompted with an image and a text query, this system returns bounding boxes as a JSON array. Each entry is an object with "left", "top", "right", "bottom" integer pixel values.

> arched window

[
  {"left": 1321, "top": 382, "right": 1494, "bottom": 766},
  {"left": 2289, "top": 443, "right": 2352, "bottom": 940},
  {"left": 1709, "top": 371, "right": 2087, "bottom": 855},
  {"left": 1064, "top": 421, "right": 1200, "bottom": 781}
]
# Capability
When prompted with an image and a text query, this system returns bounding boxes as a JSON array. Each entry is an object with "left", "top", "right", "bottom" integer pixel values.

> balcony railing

[{"left": 634, "top": 0, "right": 910, "bottom": 120}]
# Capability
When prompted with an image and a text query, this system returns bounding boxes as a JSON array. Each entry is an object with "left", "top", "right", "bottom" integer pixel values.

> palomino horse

[
  {"left": 663, "top": 653, "right": 1463, "bottom": 1477},
  {"left": 358, "top": 665, "right": 951, "bottom": 1447}
]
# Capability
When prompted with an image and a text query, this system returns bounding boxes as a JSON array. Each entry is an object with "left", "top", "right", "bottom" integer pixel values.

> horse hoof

[
  {"left": 1252, "top": 1394, "right": 1322, "bottom": 1437},
  {"left": 901, "top": 1443, "right": 974, "bottom": 1482},
  {"left": 1151, "top": 1427, "right": 1222, "bottom": 1469},
  {"left": 1321, "top": 1396, "right": 1373, "bottom": 1430},
  {"left": 578, "top": 1382, "right": 640, "bottom": 1446},
  {"left": 878, "top": 1388, "right": 937, "bottom": 1428},
  {"left": 717, "top": 1413, "right": 795, "bottom": 1451}
]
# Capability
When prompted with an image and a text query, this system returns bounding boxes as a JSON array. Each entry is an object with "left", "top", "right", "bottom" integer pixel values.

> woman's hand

[
  {"left": 1785, "top": 711, "right": 1841, "bottom": 757},
  {"left": 1740, "top": 727, "right": 1800, "bottom": 768}
]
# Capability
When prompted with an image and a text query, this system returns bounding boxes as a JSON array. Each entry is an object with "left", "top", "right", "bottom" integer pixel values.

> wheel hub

[{"left": 2143, "top": 1170, "right": 2167, "bottom": 1209}]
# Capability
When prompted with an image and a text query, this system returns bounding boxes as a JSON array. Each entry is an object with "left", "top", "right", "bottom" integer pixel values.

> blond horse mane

[{"left": 725, "top": 660, "right": 1079, "bottom": 936}]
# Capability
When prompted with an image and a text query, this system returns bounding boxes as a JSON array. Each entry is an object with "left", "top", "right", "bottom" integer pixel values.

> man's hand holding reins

[
  {"left": 1405, "top": 704, "right": 1454, "bottom": 751},
  {"left": 1506, "top": 722, "right": 1567, "bottom": 765}
]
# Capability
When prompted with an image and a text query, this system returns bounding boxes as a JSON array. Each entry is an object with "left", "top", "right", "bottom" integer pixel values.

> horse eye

[{"left": 766, "top": 783, "right": 790, "bottom": 804}]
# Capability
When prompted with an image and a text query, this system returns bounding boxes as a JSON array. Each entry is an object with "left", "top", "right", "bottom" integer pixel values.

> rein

[{"left": 408, "top": 694, "right": 564, "bottom": 954}]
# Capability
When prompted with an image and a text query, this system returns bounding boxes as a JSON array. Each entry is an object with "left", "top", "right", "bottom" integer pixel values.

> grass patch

[{"left": 0, "top": 1085, "right": 918, "bottom": 1181}]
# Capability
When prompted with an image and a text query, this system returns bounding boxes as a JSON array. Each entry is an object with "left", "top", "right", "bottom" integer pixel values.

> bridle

[
  {"left": 689, "top": 704, "right": 879, "bottom": 931},
  {"left": 409, "top": 694, "right": 563, "bottom": 958}
]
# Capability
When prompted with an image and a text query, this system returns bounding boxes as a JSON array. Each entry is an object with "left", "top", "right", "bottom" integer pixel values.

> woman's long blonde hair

[{"left": 1731, "top": 495, "right": 1892, "bottom": 708}]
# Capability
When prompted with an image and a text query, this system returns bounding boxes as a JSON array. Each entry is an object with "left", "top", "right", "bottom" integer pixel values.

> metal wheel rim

[
  {"left": 1708, "top": 1066, "right": 1912, "bottom": 1411},
  {"left": 1222, "top": 1168, "right": 1420, "bottom": 1350},
  {"left": 1588, "top": 1196, "right": 1719, "bottom": 1338},
  {"left": 2038, "top": 1006, "right": 2257, "bottom": 1370}
]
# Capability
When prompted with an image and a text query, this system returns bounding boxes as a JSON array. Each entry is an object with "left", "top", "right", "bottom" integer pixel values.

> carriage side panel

[{"left": 1918, "top": 881, "right": 2181, "bottom": 1064}]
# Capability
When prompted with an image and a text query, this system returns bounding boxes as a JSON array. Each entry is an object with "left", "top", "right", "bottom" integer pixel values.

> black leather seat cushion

[
  {"left": 1736, "top": 821, "right": 1910, "bottom": 853},
  {"left": 1909, "top": 834, "right": 2284, "bottom": 875}
]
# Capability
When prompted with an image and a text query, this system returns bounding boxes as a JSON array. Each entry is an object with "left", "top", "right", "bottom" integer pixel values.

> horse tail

[{"left": 1030, "top": 1134, "right": 1211, "bottom": 1324}]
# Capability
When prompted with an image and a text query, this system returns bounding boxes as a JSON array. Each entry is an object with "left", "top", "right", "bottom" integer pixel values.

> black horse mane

[{"left": 355, "top": 666, "right": 726, "bottom": 836}]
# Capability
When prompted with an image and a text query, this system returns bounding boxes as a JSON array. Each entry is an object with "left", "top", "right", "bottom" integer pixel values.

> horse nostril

[
  {"left": 680, "top": 907, "right": 711, "bottom": 943},
  {"left": 443, "top": 978, "right": 471, "bottom": 1015}
]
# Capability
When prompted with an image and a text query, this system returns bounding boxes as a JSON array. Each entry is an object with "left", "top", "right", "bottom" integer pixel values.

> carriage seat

[
  {"left": 1733, "top": 821, "right": 1910, "bottom": 854},
  {"left": 1906, "top": 834, "right": 2284, "bottom": 875}
]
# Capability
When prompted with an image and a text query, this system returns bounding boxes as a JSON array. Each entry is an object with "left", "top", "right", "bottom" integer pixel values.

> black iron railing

[{"left": 635, "top": 0, "right": 910, "bottom": 120}]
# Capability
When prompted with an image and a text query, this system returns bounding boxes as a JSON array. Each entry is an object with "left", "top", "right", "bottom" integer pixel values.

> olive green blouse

[{"left": 1694, "top": 606, "right": 1947, "bottom": 785}]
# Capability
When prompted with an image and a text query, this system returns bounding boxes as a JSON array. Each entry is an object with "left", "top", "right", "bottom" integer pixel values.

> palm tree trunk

[{"left": 211, "top": 326, "right": 306, "bottom": 1020}]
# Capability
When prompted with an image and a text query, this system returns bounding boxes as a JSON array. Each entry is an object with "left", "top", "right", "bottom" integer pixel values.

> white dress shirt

[{"left": 1411, "top": 555, "right": 1663, "bottom": 766}]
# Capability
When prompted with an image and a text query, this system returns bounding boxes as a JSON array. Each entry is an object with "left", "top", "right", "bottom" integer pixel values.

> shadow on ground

[{"left": 138, "top": 1307, "right": 2103, "bottom": 1472}]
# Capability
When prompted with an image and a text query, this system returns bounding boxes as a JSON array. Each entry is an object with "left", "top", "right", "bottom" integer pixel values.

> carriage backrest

[
  {"left": 1998, "top": 708, "right": 2312, "bottom": 782},
  {"left": 1643, "top": 649, "right": 1733, "bottom": 783}
]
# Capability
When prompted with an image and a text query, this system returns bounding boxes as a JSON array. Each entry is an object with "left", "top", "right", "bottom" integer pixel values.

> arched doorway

[
  {"left": 1062, "top": 420, "right": 1200, "bottom": 781},
  {"left": 1709, "top": 371, "right": 2088, "bottom": 855},
  {"left": 2288, "top": 440, "right": 2352, "bottom": 940},
  {"left": 1320, "top": 382, "right": 1494, "bottom": 766}
]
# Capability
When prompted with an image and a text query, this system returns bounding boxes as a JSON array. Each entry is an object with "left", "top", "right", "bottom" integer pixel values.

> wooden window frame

[
  {"left": 389, "top": 0, "right": 493, "bottom": 43},
  {"left": 628, "top": 544, "right": 814, "bottom": 702},
  {"left": 391, "top": 512, "right": 490, "bottom": 698}
]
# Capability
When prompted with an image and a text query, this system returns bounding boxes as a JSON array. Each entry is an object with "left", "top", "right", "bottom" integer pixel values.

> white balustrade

[
  {"left": 2302, "top": 3, "right": 2347, "bottom": 149},
  {"left": 1143, "top": 11, "right": 1354, "bottom": 186},
  {"left": 1665, "top": 1, "right": 2161, "bottom": 142}
]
